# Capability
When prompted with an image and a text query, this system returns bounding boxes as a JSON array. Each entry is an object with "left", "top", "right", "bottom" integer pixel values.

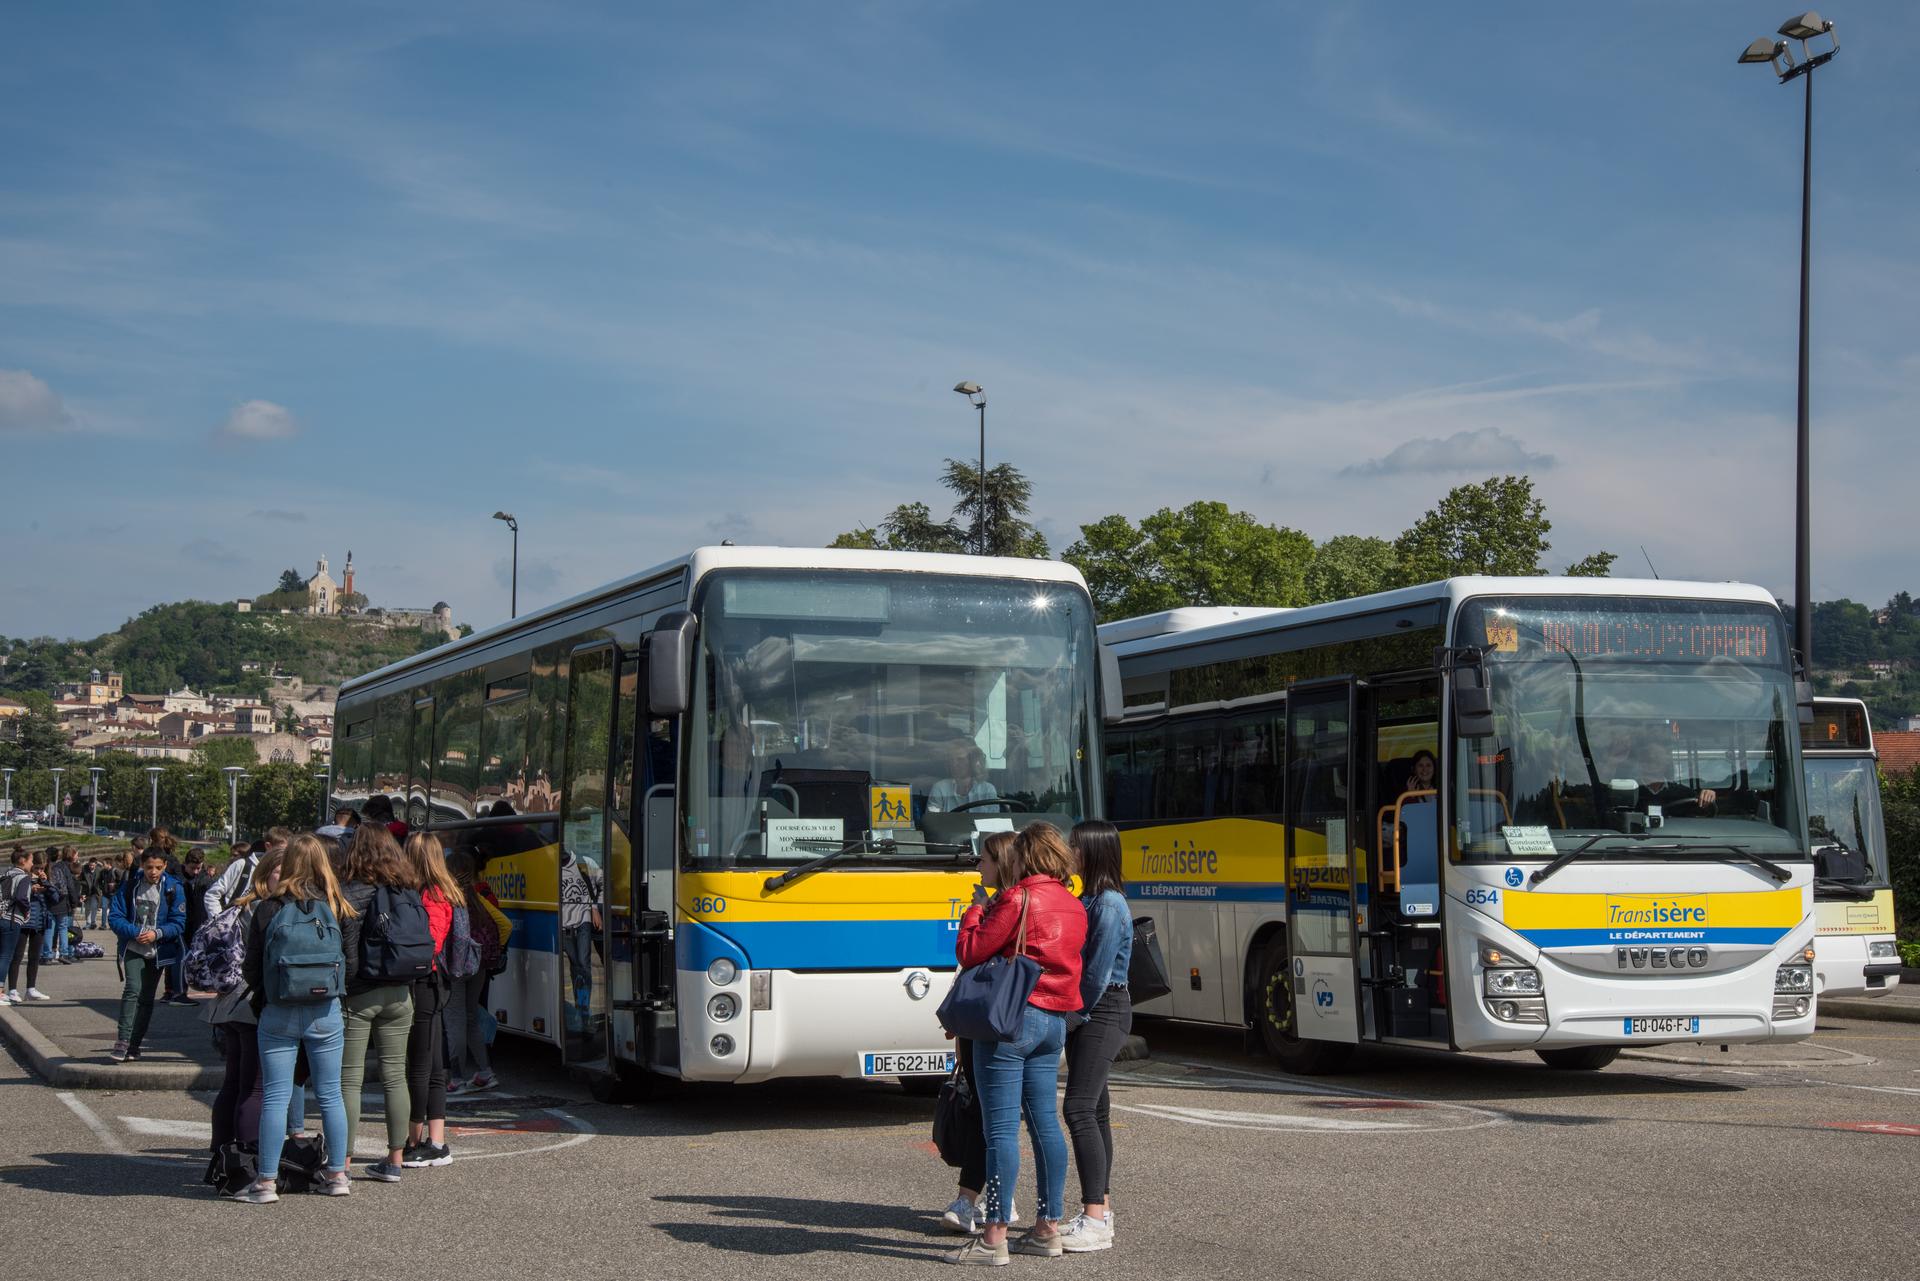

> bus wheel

[
  {"left": 1535, "top": 1046, "right": 1620, "bottom": 1071},
  {"left": 899, "top": 1074, "right": 945, "bottom": 1098},
  {"left": 589, "top": 1064, "right": 662, "bottom": 1104},
  {"left": 1255, "top": 935, "right": 1352, "bottom": 1076}
]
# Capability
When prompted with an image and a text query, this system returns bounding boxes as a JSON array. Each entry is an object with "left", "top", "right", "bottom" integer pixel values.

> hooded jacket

[{"left": 108, "top": 872, "right": 189, "bottom": 965}]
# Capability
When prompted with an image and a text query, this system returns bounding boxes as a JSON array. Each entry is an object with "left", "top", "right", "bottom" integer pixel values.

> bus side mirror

[
  {"left": 1099, "top": 642, "right": 1125, "bottom": 726},
  {"left": 1441, "top": 647, "right": 1495, "bottom": 739},
  {"left": 648, "top": 612, "right": 698, "bottom": 716}
]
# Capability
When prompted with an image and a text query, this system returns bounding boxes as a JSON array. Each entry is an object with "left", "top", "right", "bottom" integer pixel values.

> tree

[
  {"left": 192, "top": 736, "right": 259, "bottom": 771},
  {"left": 238, "top": 761, "right": 322, "bottom": 836},
  {"left": 1063, "top": 502, "right": 1314, "bottom": 620},
  {"left": 10, "top": 696, "right": 71, "bottom": 769},
  {"left": 276, "top": 568, "right": 306, "bottom": 594},
  {"left": 1393, "top": 475, "right": 1552, "bottom": 585},
  {"left": 1306, "top": 535, "right": 1399, "bottom": 603},
  {"left": 1563, "top": 551, "right": 1617, "bottom": 578},
  {"left": 336, "top": 591, "right": 368, "bottom": 612},
  {"left": 830, "top": 461, "right": 1047, "bottom": 558},
  {"left": 831, "top": 502, "right": 965, "bottom": 553}
]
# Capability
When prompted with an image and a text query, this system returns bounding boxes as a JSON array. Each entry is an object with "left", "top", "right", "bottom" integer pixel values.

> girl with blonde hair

[
  {"left": 400, "top": 832, "right": 457, "bottom": 1167},
  {"left": 233, "top": 835, "right": 356, "bottom": 1204}
]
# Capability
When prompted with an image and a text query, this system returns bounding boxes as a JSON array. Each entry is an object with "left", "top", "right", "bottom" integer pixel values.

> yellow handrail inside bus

[{"left": 1378, "top": 789, "right": 1438, "bottom": 894}]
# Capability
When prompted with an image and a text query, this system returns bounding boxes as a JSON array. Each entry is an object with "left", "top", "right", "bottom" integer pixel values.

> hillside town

[{"left": 0, "top": 667, "right": 333, "bottom": 766}]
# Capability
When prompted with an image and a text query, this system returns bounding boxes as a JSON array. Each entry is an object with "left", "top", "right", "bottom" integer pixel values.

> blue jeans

[
  {"left": 43, "top": 914, "right": 72, "bottom": 960},
  {"left": 973, "top": 1004, "right": 1069, "bottom": 1226},
  {"left": 258, "top": 1000, "right": 349, "bottom": 1177}
]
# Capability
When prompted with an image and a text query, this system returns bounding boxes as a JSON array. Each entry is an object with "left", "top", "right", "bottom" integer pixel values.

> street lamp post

[
  {"left": 89, "top": 766, "right": 103, "bottom": 835},
  {"left": 493, "top": 512, "right": 519, "bottom": 618},
  {"left": 2, "top": 767, "right": 14, "bottom": 820},
  {"left": 223, "top": 766, "right": 247, "bottom": 847},
  {"left": 1740, "top": 11, "right": 1838, "bottom": 668},
  {"left": 147, "top": 765, "right": 163, "bottom": 829},
  {"left": 952, "top": 382, "right": 987, "bottom": 554},
  {"left": 49, "top": 767, "right": 64, "bottom": 830}
]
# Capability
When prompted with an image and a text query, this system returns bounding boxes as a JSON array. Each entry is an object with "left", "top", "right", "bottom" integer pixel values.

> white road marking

[
  {"left": 1113, "top": 1101, "right": 1431, "bottom": 1132},
  {"left": 1113, "top": 1059, "right": 1506, "bottom": 1133},
  {"left": 114, "top": 1106, "right": 599, "bottom": 1163},
  {"left": 454, "top": 1108, "right": 598, "bottom": 1162},
  {"left": 56, "top": 1092, "right": 171, "bottom": 1166}
]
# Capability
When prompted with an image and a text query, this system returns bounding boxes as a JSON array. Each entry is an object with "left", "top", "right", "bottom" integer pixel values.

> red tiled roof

[{"left": 1879, "top": 730, "right": 1920, "bottom": 777}]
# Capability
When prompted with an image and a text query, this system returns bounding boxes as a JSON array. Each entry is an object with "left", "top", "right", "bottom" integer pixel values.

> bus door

[
  {"left": 1283, "top": 681, "right": 1361, "bottom": 1047},
  {"left": 614, "top": 651, "right": 680, "bottom": 1073},
  {"left": 1361, "top": 677, "right": 1449, "bottom": 1046},
  {"left": 604, "top": 654, "right": 642, "bottom": 1068},
  {"left": 559, "top": 644, "right": 616, "bottom": 1066}
]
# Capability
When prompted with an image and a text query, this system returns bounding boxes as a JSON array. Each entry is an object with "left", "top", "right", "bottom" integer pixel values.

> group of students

[
  {"left": 93, "top": 821, "right": 510, "bottom": 1202},
  {"left": 943, "top": 820, "right": 1134, "bottom": 1267}
]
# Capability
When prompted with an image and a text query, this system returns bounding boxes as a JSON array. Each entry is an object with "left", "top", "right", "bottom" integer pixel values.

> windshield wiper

[
  {"left": 762, "top": 837, "right": 971, "bottom": 893},
  {"left": 1814, "top": 874, "right": 1875, "bottom": 900},
  {"left": 1527, "top": 834, "right": 1619, "bottom": 887}
]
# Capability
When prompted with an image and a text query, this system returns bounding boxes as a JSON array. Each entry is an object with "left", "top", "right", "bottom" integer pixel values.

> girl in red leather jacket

[{"left": 948, "top": 823, "right": 1086, "bottom": 1267}]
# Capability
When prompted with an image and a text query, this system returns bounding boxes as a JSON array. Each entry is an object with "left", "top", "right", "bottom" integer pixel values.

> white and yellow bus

[
  {"left": 334, "top": 546, "right": 1106, "bottom": 1094},
  {"left": 1804, "top": 697, "right": 1902, "bottom": 996},
  {"left": 1101, "top": 577, "right": 1818, "bottom": 1073}
]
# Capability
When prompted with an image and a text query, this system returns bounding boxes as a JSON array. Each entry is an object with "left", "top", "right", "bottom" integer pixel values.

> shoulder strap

[{"left": 1012, "top": 887, "right": 1032, "bottom": 958}]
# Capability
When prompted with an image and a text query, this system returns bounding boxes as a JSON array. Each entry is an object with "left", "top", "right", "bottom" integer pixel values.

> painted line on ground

[{"left": 57, "top": 1092, "right": 172, "bottom": 1166}]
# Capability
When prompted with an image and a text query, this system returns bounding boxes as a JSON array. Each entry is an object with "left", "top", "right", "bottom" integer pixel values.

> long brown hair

[
  {"left": 272, "top": 834, "right": 357, "bottom": 920},
  {"left": 405, "top": 833, "right": 462, "bottom": 905},
  {"left": 233, "top": 849, "right": 284, "bottom": 910},
  {"left": 1011, "top": 822, "right": 1075, "bottom": 886},
  {"left": 145, "top": 827, "right": 178, "bottom": 858},
  {"left": 1070, "top": 820, "right": 1125, "bottom": 900},
  {"left": 346, "top": 824, "right": 412, "bottom": 888},
  {"left": 978, "top": 831, "right": 1019, "bottom": 891}
]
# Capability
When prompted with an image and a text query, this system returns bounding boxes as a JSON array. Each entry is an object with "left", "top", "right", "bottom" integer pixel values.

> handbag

[
  {"left": 1127, "top": 915, "right": 1173, "bottom": 1004},
  {"left": 931, "top": 1056, "right": 977, "bottom": 1168},
  {"left": 936, "top": 889, "right": 1042, "bottom": 1043}
]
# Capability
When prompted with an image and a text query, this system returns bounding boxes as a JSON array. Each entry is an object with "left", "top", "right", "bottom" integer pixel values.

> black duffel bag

[
  {"left": 930, "top": 1057, "right": 977, "bottom": 1169},
  {"left": 1127, "top": 915, "right": 1173, "bottom": 1004}
]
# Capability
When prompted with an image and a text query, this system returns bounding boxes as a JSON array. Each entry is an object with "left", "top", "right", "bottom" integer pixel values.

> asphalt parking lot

[{"left": 3, "top": 1012, "right": 1915, "bottom": 1281}]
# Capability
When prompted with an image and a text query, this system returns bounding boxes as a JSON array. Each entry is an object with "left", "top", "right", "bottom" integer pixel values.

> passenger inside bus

[{"left": 928, "top": 744, "right": 1000, "bottom": 813}]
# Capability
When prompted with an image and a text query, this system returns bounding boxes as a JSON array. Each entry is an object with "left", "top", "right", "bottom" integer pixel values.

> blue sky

[{"left": 3, "top": 1, "right": 1915, "bottom": 640}]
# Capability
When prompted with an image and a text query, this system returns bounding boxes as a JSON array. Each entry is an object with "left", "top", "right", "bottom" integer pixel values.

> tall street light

[
  {"left": 493, "top": 511, "right": 519, "bottom": 619},
  {"left": 146, "top": 765, "right": 163, "bottom": 829},
  {"left": 952, "top": 382, "right": 987, "bottom": 554},
  {"left": 223, "top": 765, "right": 247, "bottom": 846},
  {"left": 49, "top": 767, "right": 64, "bottom": 829},
  {"left": 1740, "top": 11, "right": 1838, "bottom": 668},
  {"left": 2, "top": 767, "right": 14, "bottom": 819},
  {"left": 89, "top": 766, "right": 103, "bottom": 835}
]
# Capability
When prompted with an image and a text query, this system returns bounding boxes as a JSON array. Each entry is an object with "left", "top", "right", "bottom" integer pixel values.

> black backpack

[{"left": 358, "top": 885, "right": 435, "bottom": 984}]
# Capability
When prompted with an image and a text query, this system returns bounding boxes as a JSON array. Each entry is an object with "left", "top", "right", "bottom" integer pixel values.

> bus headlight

[
  {"left": 1484, "top": 967, "right": 1543, "bottom": 997},
  {"left": 710, "top": 1034, "right": 735, "bottom": 1056},
  {"left": 707, "top": 993, "right": 740, "bottom": 1022},
  {"left": 1774, "top": 964, "right": 1813, "bottom": 995},
  {"left": 707, "top": 958, "right": 738, "bottom": 986},
  {"left": 1867, "top": 940, "right": 1898, "bottom": 961}
]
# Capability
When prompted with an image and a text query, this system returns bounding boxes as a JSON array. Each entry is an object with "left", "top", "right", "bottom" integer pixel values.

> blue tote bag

[{"left": 937, "top": 889, "right": 1042, "bottom": 1043}]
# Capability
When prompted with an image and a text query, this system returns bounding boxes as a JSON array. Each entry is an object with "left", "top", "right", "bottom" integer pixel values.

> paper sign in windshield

[
  {"left": 1501, "top": 826, "right": 1557, "bottom": 857},
  {"left": 766, "top": 818, "right": 845, "bottom": 857}
]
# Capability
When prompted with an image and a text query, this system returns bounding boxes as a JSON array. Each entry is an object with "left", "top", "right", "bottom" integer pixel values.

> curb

[
  {"left": 1822, "top": 997, "right": 1920, "bottom": 1025},
  {"left": 0, "top": 1005, "right": 223, "bottom": 1091}
]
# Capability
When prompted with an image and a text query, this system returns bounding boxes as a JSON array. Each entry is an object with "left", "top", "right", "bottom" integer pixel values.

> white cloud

[
  {"left": 0, "top": 369, "right": 74, "bottom": 432},
  {"left": 214, "top": 399, "right": 298, "bottom": 442},
  {"left": 1343, "top": 427, "right": 1555, "bottom": 477}
]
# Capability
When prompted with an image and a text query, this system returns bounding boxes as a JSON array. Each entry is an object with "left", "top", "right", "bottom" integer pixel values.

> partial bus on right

[
  {"left": 1803, "top": 696, "right": 1903, "bottom": 997},
  {"left": 1101, "top": 576, "right": 1819, "bottom": 1073}
]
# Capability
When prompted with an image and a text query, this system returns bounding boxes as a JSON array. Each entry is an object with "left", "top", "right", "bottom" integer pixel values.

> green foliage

[
  {"left": 336, "top": 591, "right": 368, "bottom": 611},
  {"left": 1065, "top": 502, "right": 1314, "bottom": 620},
  {"left": 1564, "top": 551, "right": 1617, "bottom": 578},
  {"left": 192, "top": 736, "right": 259, "bottom": 770},
  {"left": 833, "top": 501, "right": 966, "bottom": 554},
  {"left": 1809, "top": 594, "right": 1920, "bottom": 723},
  {"left": 1392, "top": 475, "right": 1552, "bottom": 585},
  {"left": 275, "top": 568, "right": 306, "bottom": 595},
  {"left": 1306, "top": 535, "right": 1399, "bottom": 602},
  {"left": 832, "top": 461, "right": 1047, "bottom": 558},
  {"left": 253, "top": 590, "right": 310, "bottom": 612},
  {"left": 238, "top": 762, "right": 323, "bottom": 836},
  {"left": 1884, "top": 768, "right": 1920, "bottom": 942},
  {"left": 10, "top": 699, "right": 71, "bottom": 768}
]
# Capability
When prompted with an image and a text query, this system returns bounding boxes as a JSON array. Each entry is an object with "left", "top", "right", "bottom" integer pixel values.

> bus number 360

[{"left": 691, "top": 896, "right": 728, "bottom": 915}]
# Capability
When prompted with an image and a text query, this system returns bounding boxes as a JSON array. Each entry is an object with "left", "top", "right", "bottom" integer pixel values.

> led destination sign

[{"left": 1467, "top": 599, "right": 1785, "bottom": 664}]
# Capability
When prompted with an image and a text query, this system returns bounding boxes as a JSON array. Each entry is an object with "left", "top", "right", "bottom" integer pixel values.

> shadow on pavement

[
  {"left": 0, "top": 1152, "right": 205, "bottom": 1198},
  {"left": 652, "top": 1194, "right": 947, "bottom": 1260}
]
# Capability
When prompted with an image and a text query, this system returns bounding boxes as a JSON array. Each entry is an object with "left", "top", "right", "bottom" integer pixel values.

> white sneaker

[
  {"left": 0, "top": 992, "right": 11, "bottom": 1006},
  {"left": 6, "top": 990, "right": 19, "bottom": 1003},
  {"left": 941, "top": 1197, "right": 981, "bottom": 1235},
  {"left": 1058, "top": 1212, "right": 1114, "bottom": 1253},
  {"left": 26, "top": 988, "right": 50, "bottom": 1001}
]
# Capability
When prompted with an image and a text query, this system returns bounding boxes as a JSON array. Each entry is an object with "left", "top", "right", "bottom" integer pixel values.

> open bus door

[{"left": 1276, "top": 680, "right": 1361, "bottom": 1069}]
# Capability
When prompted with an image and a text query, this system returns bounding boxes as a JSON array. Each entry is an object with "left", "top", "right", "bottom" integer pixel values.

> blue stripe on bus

[
  {"left": 1517, "top": 927, "right": 1791, "bottom": 948},
  {"left": 1125, "top": 882, "right": 1290, "bottom": 902},
  {"left": 679, "top": 917, "right": 959, "bottom": 972},
  {"left": 501, "top": 908, "right": 559, "bottom": 952}
]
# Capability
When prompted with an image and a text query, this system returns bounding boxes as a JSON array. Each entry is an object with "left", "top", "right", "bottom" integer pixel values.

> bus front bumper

[
  {"left": 677, "top": 966, "right": 958, "bottom": 1084},
  {"left": 1814, "top": 933, "right": 1902, "bottom": 998}
]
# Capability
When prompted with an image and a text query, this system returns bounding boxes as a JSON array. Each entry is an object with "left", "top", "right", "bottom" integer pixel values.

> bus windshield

[
  {"left": 684, "top": 569, "right": 1099, "bottom": 868},
  {"left": 1804, "top": 755, "right": 1890, "bottom": 886},
  {"left": 1453, "top": 596, "right": 1806, "bottom": 862}
]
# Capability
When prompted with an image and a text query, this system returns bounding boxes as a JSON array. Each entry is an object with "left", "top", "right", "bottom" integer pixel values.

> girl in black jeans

[{"left": 1057, "top": 821, "right": 1134, "bottom": 1254}]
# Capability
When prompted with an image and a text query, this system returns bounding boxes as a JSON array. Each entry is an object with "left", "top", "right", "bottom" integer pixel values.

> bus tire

[
  {"left": 1535, "top": 1046, "right": 1620, "bottom": 1071},
  {"left": 1254, "top": 935, "right": 1352, "bottom": 1076},
  {"left": 899, "top": 1074, "right": 945, "bottom": 1097},
  {"left": 589, "top": 1063, "right": 664, "bottom": 1103}
]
